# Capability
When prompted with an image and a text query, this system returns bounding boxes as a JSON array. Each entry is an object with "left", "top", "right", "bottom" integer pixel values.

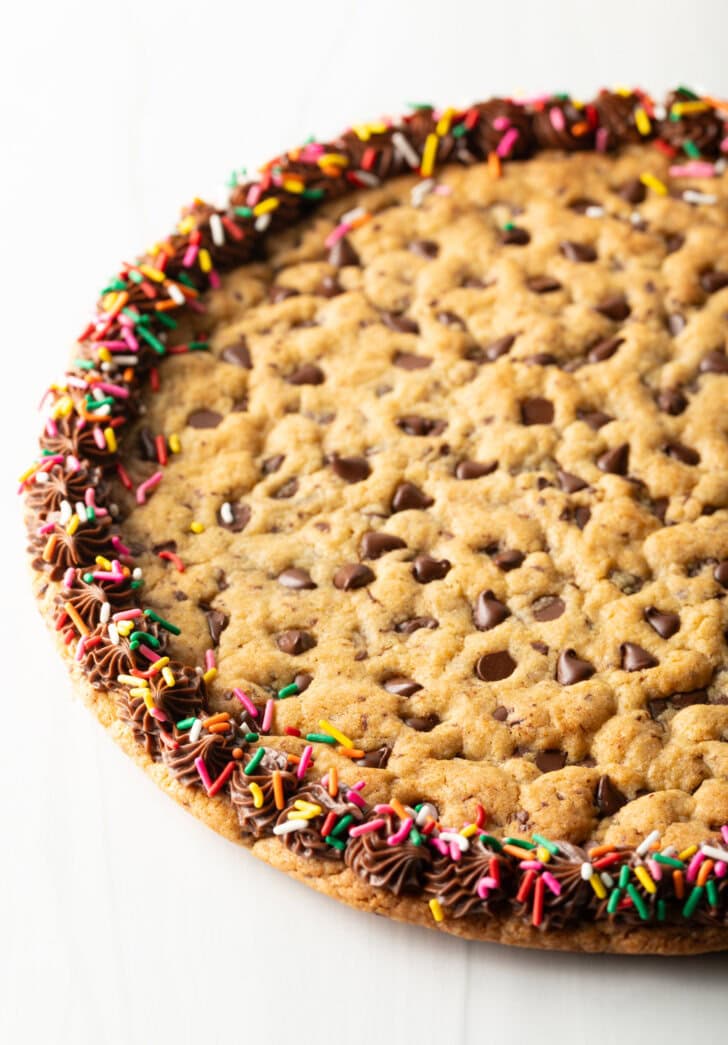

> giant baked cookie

[{"left": 23, "top": 88, "right": 728, "bottom": 953}]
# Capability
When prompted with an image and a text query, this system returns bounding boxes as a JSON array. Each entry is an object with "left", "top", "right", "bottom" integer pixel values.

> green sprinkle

[
  {"left": 176, "top": 272, "right": 196, "bottom": 288},
  {"left": 86, "top": 397, "right": 114, "bottom": 410},
  {"left": 607, "top": 888, "right": 622, "bottom": 914},
  {"left": 130, "top": 579, "right": 144, "bottom": 590},
  {"left": 155, "top": 312, "right": 177, "bottom": 330},
  {"left": 676, "top": 85, "right": 699, "bottom": 100},
  {"left": 653, "top": 853, "right": 685, "bottom": 870},
  {"left": 74, "top": 359, "right": 95, "bottom": 370},
  {"left": 619, "top": 864, "right": 630, "bottom": 889},
  {"left": 479, "top": 834, "right": 503, "bottom": 852},
  {"left": 82, "top": 572, "right": 94, "bottom": 583},
  {"left": 414, "top": 803, "right": 423, "bottom": 812},
  {"left": 452, "top": 122, "right": 468, "bottom": 139},
  {"left": 301, "top": 188, "right": 325, "bottom": 200},
  {"left": 532, "top": 833, "right": 559, "bottom": 856},
  {"left": 406, "top": 101, "right": 434, "bottom": 111},
  {"left": 86, "top": 506, "right": 96, "bottom": 523},
  {"left": 306, "top": 732, "right": 336, "bottom": 745},
  {"left": 277, "top": 682, "right": 299, "bottom": 699},
  {"left": 143, "top": 609, "right": 181, "bottom": 635},
  {"left": 408, "top": 827, "right": 423, "bottom": 847},
  {"left": 188, "top": 341, "right": 209, "bottom": 351},
  {"left": 331, "top": 814, "right": 354, "bottom": 838},
  {"left": 127, "top": 270, "right": 144, "bottom": 284},
  {"left": 669, "top": 111, "right": 680, "bottom": 122},
  {"left": 503, "top": 837, "right": 535, "bottom": 850},
  {"left": 234, "top": 206, "right": 253, "bottom": 218},
  {"left": 683, "top": 139, "right": 701, "bottom": 159},
  {"left": 324, "top": 835, "right": 347, "bottom": 851},
  {"left": 130, "top": 630, "right": 160, "bottom": 648},
  {"left": 502, "top": 221, "right": 515, "bottom": 231},
  {"left": 657, "top": 898, "right": 667, "bottom": 922},
  {"left": 626, "top": 884, "right": 649, "bottom": 921},
  {"left": 244, "top": 748, "right": 264, "bottom": 775},
  {"left": 176, "top": 717, "right": 196, "bottom": 731},
  {"left": 244, "top": 732, "right": 259, "bottom": 742},
  {"left": 706, "top": 879, "right": 719, "bottom": 908},
  {"left": 136, "top": 325, "right": 166, "bottom": 355},
  {"left": 682, "top": 885, "right": 704, "bottom": 919}
]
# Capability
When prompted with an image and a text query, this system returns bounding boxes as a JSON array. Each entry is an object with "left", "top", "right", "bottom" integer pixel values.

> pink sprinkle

[
  {"left": 549, "top": 106, "right": 566, "bottom": 132},
  {"left": 374, "top": 803, "right": 395, "bottom": 814},
  {"left": 450, "top": 842, "right": 462, "bottom": 862},
  {"left": 208, "top": 271, "right": 221, "bottom": 290},
  {"left": 92, "top": 427, "right": 106, "bottom": 450},
  {"left": 542, "top": 871, "right": 562, "bottom": 896},
  {"left": 496, "top": 127, "right": 520, "bottom": 158},
  {"left": 194, "top": 756, "right": 213, "bottom": 792},
  {"left": 324, "top": 222, "right": 351, "bottom": 249},
  {"left": 233, "top": 687, "right": 259, "bottom": 719},
  {"left": 433, "top": 184, "right": 452, "bottom": 196},
  {"left": 646, "top": 858, "right": 663, "bottom": 882},
  {"left": 84, "top": 487, "right": 96, "bottom": 508},
  {"left": 45, "top": 418, "right": 58, "bottom": 438},
  {"left": 669, "top": 161, "right": 715, "bottom": 178},
  {"left": 75, "top": 635, "right": 87, "bottom": 662},
  {"left": 722, "top": 824, "right": 728, "bottom": 844},
  {"left": 96, "top": 341, "right": 128, "bottom": 350},
  {"left": 183, "top": 244, "right": 198, "bottom": 268},
  {"left": 136, "top": 471, "right": 163, "bottom": 505},
  {"left": 297, "top": 744, "right": 313, "bottom": 779},
  {"left": 349, "top": 819, "right": 385, "bottom": 838},
  {"left": 721, "top": 137, "right": 728, "bottom": 153},
  {"left": 149, "top": 708, "right": 168, "bottom": 722},
  {"left": 350, "top": 780, "right": 367, "bottom": 792},
  {"left": 137, "top": 644, "right": 160, "bottom": 663},
  {"left": 40, "top": 454, "right": 64, "bottom": 470},
  {"left": 205, "top": 649, "right": 216, "bottom": 671},
  {"left": 121, "top": 327, "right": 139, "bottom": 351},
  {"left": 686, "top": 850, "right": 705, "bottom": 884},
  {"left": 596, "top": 127, "right": 609, "bottom": 153},
  {"left": 386, "top": 817, "right": 413, "bottom": 845},
  {"left": 346, "top": 789, "right": 367, "bottom": 810},
  {"left": 298, "top": 143, "right": 325, "bottom": 162},
  {"left": 429, "top": 837, "right": 449, "bottom": 856},
  {"left": 67, "top": 455, "right": 81, "bottom": 473},
  {"left": 519, "top": 860, "right": 543, "bottom": 871},
  {"left": 62, "top": 568, "right": 75, "bottom": 589},
  {"left": 246, "top": 183, "right": 262, "bottom": 208},
  {"left": 98, "top": 382, "right": 129, "bottom": 398},
  {"left": 111, "top": 535, "right": 132, "bottom": 557},
  {"left": 262, "top": 698, "right": 274, "bottom": 733},
  {"left": 476, "top": 876, "right": 498, "bottom": 899},
  {"left": 493, "top": 115, "right": 511, "bottom": 131},
  {"left": 39, "top": 521, "right": 55, "bottom": 535},
  {"left": 112, "top": 608, "right": 143, "bottom": 621},
  {"left": 91, "top": 570, "right": 124, "bottom": 582},
  {"left": 715, "top": 861, "right": 727, "bottom": 878}
]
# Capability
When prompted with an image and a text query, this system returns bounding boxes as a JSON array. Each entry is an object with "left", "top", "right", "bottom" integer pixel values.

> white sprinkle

[
  {"left": 600, "top": 872, "right": 614, "bottom": 889},
  {"left": 661, "top": 845, "right": 677, "bottom": 857},
  {"left": 209, "top": 213, "right": 224, "bottom": 247},
  {"left": 352, "top": 170, "right": 380, "bottom": 188},
  {"left": 683, "top": 189, "right": 717, "bottom": 205},
  {"left": 189, "top": 719, "right": 202, "bottom": 743},
  {"left": 273, "top": 819, "right": 308, "bottom": 836},
  {"left": 254, "top": 214, "right": 271, "bottom": 232},
  {"left": 416, "top": 802, "right": 438, "bottom": 826},
  {"left": 340, "top": 205, "right": 367, "bottom": 226},
  {"left": 74, "top": 501, "right": 87, "bottom": 523},
  {"left": 94, "top": 404, "right": 112, "bottom": 417},
  {"left": 411, "top": 178, "right": 435, "bottom": 207},
  {"left": 629, "top": 210, "right": 643, "bottom": 225},
  {"left": 653, "top": 104, "right": 667, "bottom": 120},
  {"left": 439, "top": 831, "right": 469, "bottom": 852},
  {"left": 34, "top": 471, "right": 49, "bottom": 485},
  {"left": 220, "top": 501, "right": 234, "bottom": 525},
  {"left": 585, "top": 205, "right": 604, "bottom": 218},
  {"left": 132, "top": 567, "right": 142, "bottom": 580},
  {"left": 636, "top": 829, "right": 660, "bottom": 857},
  {"left": 100, "top": 602, "right": 111, "bottom": 624},
  {"left": 580, "top": 862, "right": 593, "bottom": 881},
  {"left": 108, "top": 355, "right": 138, "bottom": 366},
  {"left": 59, "top": 500, "right": 72, "bottom": 524},
  {"left": 391, "top": 131, "right": 420, "bottom": 169},
  {"left": 700, "top": 844, "right": 728, "bottom": 861},
  {"left": 715, "top": 158, "right": 727, "bottom": 175},
  {"left": 108, "top": 623, "right": 120, "bottom": 645},
  {"left": 166, "top": 283, "right": 185, "bottom": 305}
]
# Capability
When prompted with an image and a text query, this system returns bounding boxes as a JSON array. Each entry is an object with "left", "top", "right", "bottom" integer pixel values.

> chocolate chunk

[
  {"left": 391, "top": 482, "right": 433, "bottom": 512},
  {"left": 412, "top": 555, "right": 451, "bottom": 583},
  {"left": 383, "top": 676, "right": 422, "bottom": 696},
  {"left": 187, "top": 408, "right": 223, "bottom": 429},
  {"left": 404, "top": 714, "right": 440, "bottom": 732},
  {"left": 597, "top": 443, "right": 630, "bottom": 475},
  {"left": 272, "top": 478, "right": 298, "bottom": 499},
  {"left": 524, "top": 353, "right": 559, "bottom": 366},
  {"left": 596, "top": 775, "right": 627, "bottom": 816},
  {"left": 455, "top": 459, "right": 497, "bottom": 479},
  {"left": 526, "top": 275, "right": 562, "bottom": 294},
  {"left": 713, "top": 561, "right": 728, "bottom": 587},
  {"left": 409, "top": 239, "right": 439, "bottom": 258},
  {"left": 492, "top": 705, "right": 509, "bottom": 721},
  {"left": 482, "top": 334, "right": 517, "bottom": 361},
  {"left": 356, "top": 745, "right": 391, "bottom": 768},
  {"left": 317, "top": 275, "right": 341, "bottom": 297},
  {"left": 569, "top": 196, "right": 599, "bottom": 213},
  {"left": 333, "top": 563, "right": 375, "bottom": 590},
  {"left": 382, "top": 312, "right": 420, "bottom": 334},
  {"left": 699, "top": 349, "right": 728, "bottom": 374},
  {"left": 287, "top": 363, "right": 324, "bottom": 385},
  {"left": 644, "top": 607, "right": 680, "bottom": 638},
  {"left": 492, "top": 549, "right": 525, "bottom": 571},
  {"left": 520, "top": 397, "right": 554, "bottom": 425},
  {"left": 294, "top": 672, "right": 312, "bottom": 693},
  {"left": 620, "top": 642, "right": 658, "bottom": 671},
  {"left": 648, "top": 698, "right": 669, "bottom": 719},
  {"left": 474, "top": 590, "right": 510, "bottom": 630},
  {"left": 436, "top": 310, "right": 466, "bottom": 330},
  {"left": 475, "top": 650, "right": 516, "bottom": 681},
  {"left": 535, "top": 750, "right": 567, "bottom": 773},
  {"left": 560, "top": 240, "right": 597, "bottom": 263},
  {"left": 577, "top": 409, "right": 613, "bottom": 430},
  {"left": 359, "top": 531, "right": 407, "bottom": 559},
  {"left": 664, "top": 233, "right": 685, "bottom": 255},
  {"left": 531, "top": 641, "right": 549, "bottom": 655},
  {"left": 393, "top": 351, "right": 431, "bottom": 370},
  {"left": 671, "top": 690, "right": 709, "bottom": 710},
  {"left": 268, "top": 285, "right": 299, "bottom": 303},
  {"left": 667, "top": 313, "right": 686, "bottom": 336},
  {"left": 394, "top": 616, "right": 439, "bottom": 634},
  {"left": 501, "top": 226, "right": 531, "bottom": 245},
  {"left": 397, "top": 415, "right": 447, "bottom": 436},
  {"left": 700, "top": 269, "right": 728, "bottom": 294},
  {"left": 656, "top": 387, "right": 687, "bottom": 415},
  {"left": 594, "top": 293, "right": 630, "bottom": 321},
  {"left": 217, "top": 502, "right": 250, "bottom": 532},
  {"left": 573, "top": 506, "right": 591, "bottom": 529},
  {"left": 278, "top": 568, "right": 316, "bottom": 590},
  {"left": 222, "top": 339, "right": 252, "bottom": 368},
  {"left": 532, "top": 596, "right": 565, "bottom": 622},
  {"left": 205, "top": 609, "right": 229, "bottom": 644},
  {"left": 664, "top": 441, "right": 700, "bottom": 465},
  {"left": 619, "top": 178, "right": 647, "bottom": 204},
  {"left": 330, "top": 454, "right": 371, "bottom": 483},
  {"left": 276, "top": 629, "right": 316, "bottom": 655},
  {"left": 262, "top": 454, "right": 285, "bottom": 474},
  {"left": 328, "top": 237, "right": 359, "bottom": 267},
  {"left": 556, "top": 649, "right": 595, "bottom": 685},
  {"left": 587, "top": 336, "right": 624, "bottom": 363},
  {"left": 557, "top": 468, "right": 588, "bottom": 493}
]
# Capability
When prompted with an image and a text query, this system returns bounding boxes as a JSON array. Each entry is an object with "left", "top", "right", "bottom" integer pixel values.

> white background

[{"left": 2, "top": 2, "right": 727, "bottom": 1042}]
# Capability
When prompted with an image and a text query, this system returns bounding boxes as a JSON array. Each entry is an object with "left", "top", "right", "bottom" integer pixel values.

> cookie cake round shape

[{"left": 23, "top": 88, "right": 728, "bottom": 954}]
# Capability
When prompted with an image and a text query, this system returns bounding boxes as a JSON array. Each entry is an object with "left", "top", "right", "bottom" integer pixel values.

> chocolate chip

[
  {"left": 699, "top": 349, "right": 728, "bottom": 374},
  {"left": 404, "top": 715, "right": 440, "bottom": 732},
  {"left": 436, "top": 310, "right": 466, "bottom": 330},
  {"left": 356, "top": 745, "right": 391, "bottom": 768},
  {"left": 394, "top": 616, "right": 439, "bottom": 634},
  {"left": 526, "top": 275, "right": 562, "bottom": 294},
  {"left": 620, "top": 642, "right": 658, "bottom": 671},
  {"left": 474, "top": 590, "right": 510, "bottom": 630},
  {"left": 455, "top": 459, "right": 497, "bottom": 479},
  {"left": 556, "top": 649, "right": 595, "bottom": 685},
  {"left": 317, "top": 275, "right": 341, "bottom": 297},
  {"left": 587, "top": 336, "right": 624, "bottom": 363},
  {"left": 664, "top": 233, "right": 685, "bottom": 255},
  {"left": 569, "top": 196, "right": 599, "bottom": 213},
  {"left": 664, "top": 441, "right": 700, "bottom": 465},
  {"left": 597, "top": 443, "right": 630, "bottom": 475},
  {"left": 205, "top": 609, "right": 229, "bottom": 644},
  {"left": 667, "top": 312, "right": 686, "bottom": 336},
  {"left": 520, "top": 397, "right": 554, "bottom": 425},
  {"left": 287, "top": 363, "right": 324, "bottom": 386},
  {"left": 276, "top": 629, "right": 316, "bottom": 655},
  {"left": 656, "top": 387, "right": 687, "bottom": 415},
  {"left": 383, "top": 676, "right": 422, "bottom": 696},
  {"left": 409, "top": 239, "right": 439, "bottom": 258},
  {"left": 524, "top": 353, "right": 559, "bottom": 366},
  {"left": 577, "top": 409, "right": 613, "bottom": 430},
  {"left": 619, "top": 178, "right": 647, "bottom": 204},
  {"left": 397, "top": 415, "right": 447, "bottom": 436},
  {"left": 187, "top": 408, "right": 223, "bottom": 429},
  {"left": 594, "top": 293, "right": 630, "bottom": 321},
  {"left": 531, "top": 641, "right": 549, "bottom": 655},
  {"left": 262, "top": 454, "right": 285, "bottom": 474},
  {"left": 532, "top": 596, "right": 565, "bottom": 622},
  {"left": 393, "top": 351, "right": 431, "bottom": 370},
  {"left": 333, "top": 563, "right": 375, "bottom": 590},
  {"left": 221, "top": 339, "right": 252, "bottom": 368},
  {"left": 482, "top": 334, "right": 517, "bottom": 361},
  {"left": 475, "top": 650, "right": 516, "bottom": 681},
  {"left": 272, "top": 478, "right": 298, "bottom": 499},
  {"left": 359, "top": 531, "right": 407, "bottom": 559},
  {"left": 382, "top": 312, "right": 420, "bottom": 334},
  {"left": 492, "top": 705, "right": 509, "bottom": 721},
  {"left": 294, "top": 672, "right": 312, "bottom": 693},
  {"left": 671, "top": 690, "right": 709, "bottom": 710},
  {"left": 560, "top": 240, "right": 597, "bottom": 263},
  {"left": 648, "top": 699, "right": 669, "bottom": 719},
  {"left": 461, "top": 275, "right": 486, "bottom": 288},
  {"left": 596, "top": 775, "right": 627, "bottom": 816},
  {"left": 557, "top": 469, "right": 588, "bottom": 493},
  {"left": 330, "top": 455, "right": 371, "bottom": 483},
  {"left": 269, "top": 285, "right": 299, "bottom": 303},
  {"left": 278, "top": 568, "right": 316, "bottom": 590},
  {"left": 644, "top": 607, "right": 680, "bottom": 638},
  {"left": 217, "top": 502, "right": 250, "bottom": 532},
  {"left": 328, "top": 238, "right": 359, "bottom": 267},
  {"left": 573, "top": 506, "right": 591, "bottom": 529},
  {"left": 492, "top": 549, "right": 525, "bottom": 571},
  {"left": 713, "top": 561, "right": 728, "bottom": 587},
  {"left": 700, "top": 269, "right": 728, "bottom": 294},
  {"left": 391, "top": 482, "right": 433, "bottom": 512},
  {"left": 535, "top": 750, "right": 567, "bottom": 773},
  {"left": 501, "top": 226, "right": 531, "bottom": 245},
  {"left": 412, "top": 555, "right": 451, "bottom": 583}
]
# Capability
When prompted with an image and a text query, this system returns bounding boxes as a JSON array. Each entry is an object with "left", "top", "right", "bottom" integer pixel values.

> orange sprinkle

[
  {"left": 42, "top": 534, "right": 58, "bottom": 563},
  {"left": 286, "top": 753, "right": 301, "bottom": 765},
  {"left": 206, "top": 722, "right": 231, "bottom": 735},
  {"left": 571, "top": 120, "right": 590, "bottom": 137},
  {"left": 202, "top": 712, "right": 230, "bottom": 728},
  {"left": 673, "top": 869, "right": 685, "bottom": 900},
  {"left": 390, "top": 798, "right": 409, "bottom": 821},
  {"left": 588, "top": 844, "right": 616, "bottom": 858},
  {"left": 697, "top": 859, "right": 715, "bottom": 887},
  {"left": 488, "top": 151, "right": 502, "bottom": 179},
  {"left": 273, "top": 770, "right": 285, "bottom": 810},
  {"left": 232, "top": 747, "right": 244, "bottom": 759},
  {"left": 503, "top": 844, "right": 532, "bottom": 860},
  {"left": 328, "top": 767, "right": 338, "bottom": 797},
  {"left": 337, "top": 747, "right": 365, "bottom": 759},
  {"left": 63, "top": 601, "right": 90, "bottom": 637}
]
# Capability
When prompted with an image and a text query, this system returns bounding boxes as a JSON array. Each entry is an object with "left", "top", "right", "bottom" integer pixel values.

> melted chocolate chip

[
  {"left": 526, "top": 275, "right": 562, "bottom": 294},
  {"left": 356, "top": 745, "right": 391, "bottom": 768},
  {"left": 594, "top": 293, "right": 630, "bottom": 321},
  {"left": 475, "top": 650, "right": 517, "bottom": 681},
  {"left": 597, "top": 443, "right": 630, "bottom": 475},
  {"left": 573, "top": 506, "right": 591, "bottom": 529},
  {"left": 382, "top": 312, "right": 420, "bottom": 334},
  {"left": 409, "top": 239, "right": 439, "bottom": 258},
  {"left": 556, "top": 649, "right": 595, "bottom": 685},
  {"left": 317, "top": 275, "right": 342, "bottom": 297},
  {"left": 699, "top": 349, "right": 728, "bottom": 374},
  {"left": 187, "top": 408, "right": 223, "bottom": 429},
  {"left": 394, "top": 616, "right": 439, "bottom": 634},
  {"left": 333, "top": 563, "right": 375, "bottom": 590},
  {"left": 482, "top": 334, "right": 517, "bottom": 361},
  {"left": 557, "top": 468, "right": 588, "bottom": 493},
  {"left": 391, "top": 482, "right": 433, "bottom": 512},
  {"left": 294, "top": 672, "right": 312, "bottom": 693},
  {"left": 269, "top": 285, "right": 299, "bottom": 303},
  {"left": 535, "top": 750, "right": 567, "bottom": 773},
  {"left": 492, "top": 549, "right": 525, "bottom": 571},
  {"left": 664, "top": 441, "right": 700, "bottom": 465},
  {"left": 436, "top": 310, "right": 466, "bottom": 330},
  {"left": 501, "top": 226, "right": 530, "bottom": 245},
  {"left": 222, "top": 339, "right": 252, "bottom": 368},
  {"left": 644, "top": 607, "right": 680, "bottom": 638},
  {"left": 278, "top": 568, "right": 316, "bottom": 590},
  {"left": 397, "top": 415, "right": 447, "bottom": 436},
  {"left": 455, "top": 459, "right": 497, "bottom": 479},
  {"left": 664, "top": 233, "right": 685, "bottom": 255},
  {"left": 560, "top": 240, "right": 597, "bottom": 263},
  {"left": 287, "top": 363, "right": 324, "bottom": 385},
  {"left": 359, "top": 531, "right": 407, "bottom": 559},
  {"left": 330, "top": 455, "right": 371, "bottom": 482},
  {"left": 276, "top": 629, "right": 316, "bottom": 655},
  {"left": 404, "top": 714, "right": 440, "bottom": 732},
  {"left": 619, "top": 178, "right": 647, "bottom": 204},
  {"left": 474, "top": 590, "right": 510, "bottom": 630},
  {"left": 412, "top": 555, "right": 451, "bottom": 583},
  {"left": 205, "top": 609, "right": 229, "bottom": 644},
  {"left": 700, "top": 269, "right": 728, "bottom": 294},
  {"left": 587, "top": 336, "right": 624, "bottom": 363},
  {"left": 492, "top": 705, "right": 509, "bottom": 721},
  {"left": 596, "top": 774, "right": 627, "bottom": 816},
  {"left": 520, "top": 397, "right": 554, "bottom": 425},
  {"left": 532, "top": 596, "right": 565, "bottom": 622},
  {"left": 383, "top": 676, "right": 422, "bottom": 696},
  {"left": 217, "top": 502, "right": 250, "bottom": 532},
  {"left": 328, "top": 237, "right": 359, "bottom": 267},
  {"left": 620, "top": 642, "right": 658, "bottom": 671},
  {"left": 272, "top": 478, "right": 298, "bottom": 499},
  {"left": 393, "top": 351, "right": 431, "bottom": 370},
  {"left": 713, "top": 561, "right": 728, "bottom": 587},
  {"left": 657, "top": 387, "right": 687, "bottom": 415}
]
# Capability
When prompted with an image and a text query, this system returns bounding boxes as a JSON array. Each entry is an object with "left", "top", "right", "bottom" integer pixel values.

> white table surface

[{"left": 2, "top": 2, "right": 727, "bottom": 1042}]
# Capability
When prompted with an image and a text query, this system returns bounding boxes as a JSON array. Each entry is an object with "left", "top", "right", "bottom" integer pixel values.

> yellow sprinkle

[
  {"left": 177, "top": 216, "right": 196, "bottom": 235},
  {"left": 97, "top": 348, "right": 112, "bottom": 365},
  {"left": 291, "top": 800, "right": 323, "bottom": 820},
  {"left": 118, "top": 674, "right": 147, "bottom": 687},
  {"left": 634, "top": 107, "right": 651, "bottom": 136},
  {"left": 203, "top": 667, "right": 218, "bottom": 684},
  {"left": 420, "top": 133, "right": 438, "bottom": 178},
  {"left": 317, "top": 153, "right": 348, "bottom": 168},
  {"left": 281, "top": 178, "right": 304, "bottom": 194},
  {"left": 66, "top": 514, "right": 80, "bottom": 536},
  {"left": 149, "top": 656, "right": 170, "bottom": 674},
  {"left": 429, "top": 898, "right": 445, "bottom": 923},
  {"left": 589, "top": 874, "right": 607, "bottom": 900},
  {"left": 19, "top": 463, "right": 39, "bottom": 483},
  {"left": 318, "top": 719, "right": 353, "bottom": 748},
  {"left": 52, "top": 396, "right": 73, "bottom": 419},
  {"left": 198, "top": 248, "right": 212, "bottom": 274},
  {"left": 161, "top": 666, "right": 176, "bottom": 688},
  {"left": 634, "top": 865, "right": 657, "bottom": 894},
  {"left": 116, "top": 620, "right": 134, "bottom": 637},
  {"left": 679, "top": 844, "right": 699, "bottom": 861},
  {"left": 95, "top": 555, "right": 113, "bottom": 570},
  {"left": 536, "top": 846, "right": 552, "bottom": 864},
  {"left": 435, "top": 107, "right": 455, "bottom": 137},
  {"left": 460, "top": 823, "right": 478, "bottom": 838},
  {"left": 252, "top": 197, "right": 279, "bottom": 217},
  {"left": 104, "top": 426, "right": 117, "bottom": 453},
  {"left": 138, "top": 264, "right": 166, "bottom": 283},
  {"left": 190, "top": 521, "right": 205, "bottom": 534},
  {"left": 640, "top": 172, "right": 668, "bottom": 196},
  {"left": 142, "top": 690, "right": 156, "bottom": 711},
  {"left": 671, "top": 100, "right": 709, "bottom": 116},
  {"left": 249, "top": 782, "right": 264, "bottom": 809},
  {"left": 168, "top": 433, "right": 181, "bottom": 454}
]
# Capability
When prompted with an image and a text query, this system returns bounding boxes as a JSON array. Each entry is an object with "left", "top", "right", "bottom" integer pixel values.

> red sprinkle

[
  {"left": 532, "top": 874, "right": 545, "bottom": 927},
  {"left": 116, "top": 463, "right": 133, "bottom": 490},
  {"left": 158, "top": 549, "right": 185, "bottom": 572},
  {"left": 149, "top": 367, "right": 160, "bottom": 392},
  {"left": 284, "top": 726, "right": 302, "bottom": 737},
  {"left": 516, "top": 869, "right": 536, "bottom": 904},
  {"left": 320, "top": 811, "right": 337, "bottom": 838},
  {"left": 155, "top": 434, "right": 168, "bottom": 466}
]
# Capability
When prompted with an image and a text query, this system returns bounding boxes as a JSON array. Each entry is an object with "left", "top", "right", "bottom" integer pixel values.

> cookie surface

[{"left": 25, "top": 90, "right": 728, "bottom": 952}]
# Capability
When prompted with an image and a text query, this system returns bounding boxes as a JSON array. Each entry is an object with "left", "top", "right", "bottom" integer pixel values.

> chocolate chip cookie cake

[{"left": 23, "top": 87, "right": 728, "bottom": 953}]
